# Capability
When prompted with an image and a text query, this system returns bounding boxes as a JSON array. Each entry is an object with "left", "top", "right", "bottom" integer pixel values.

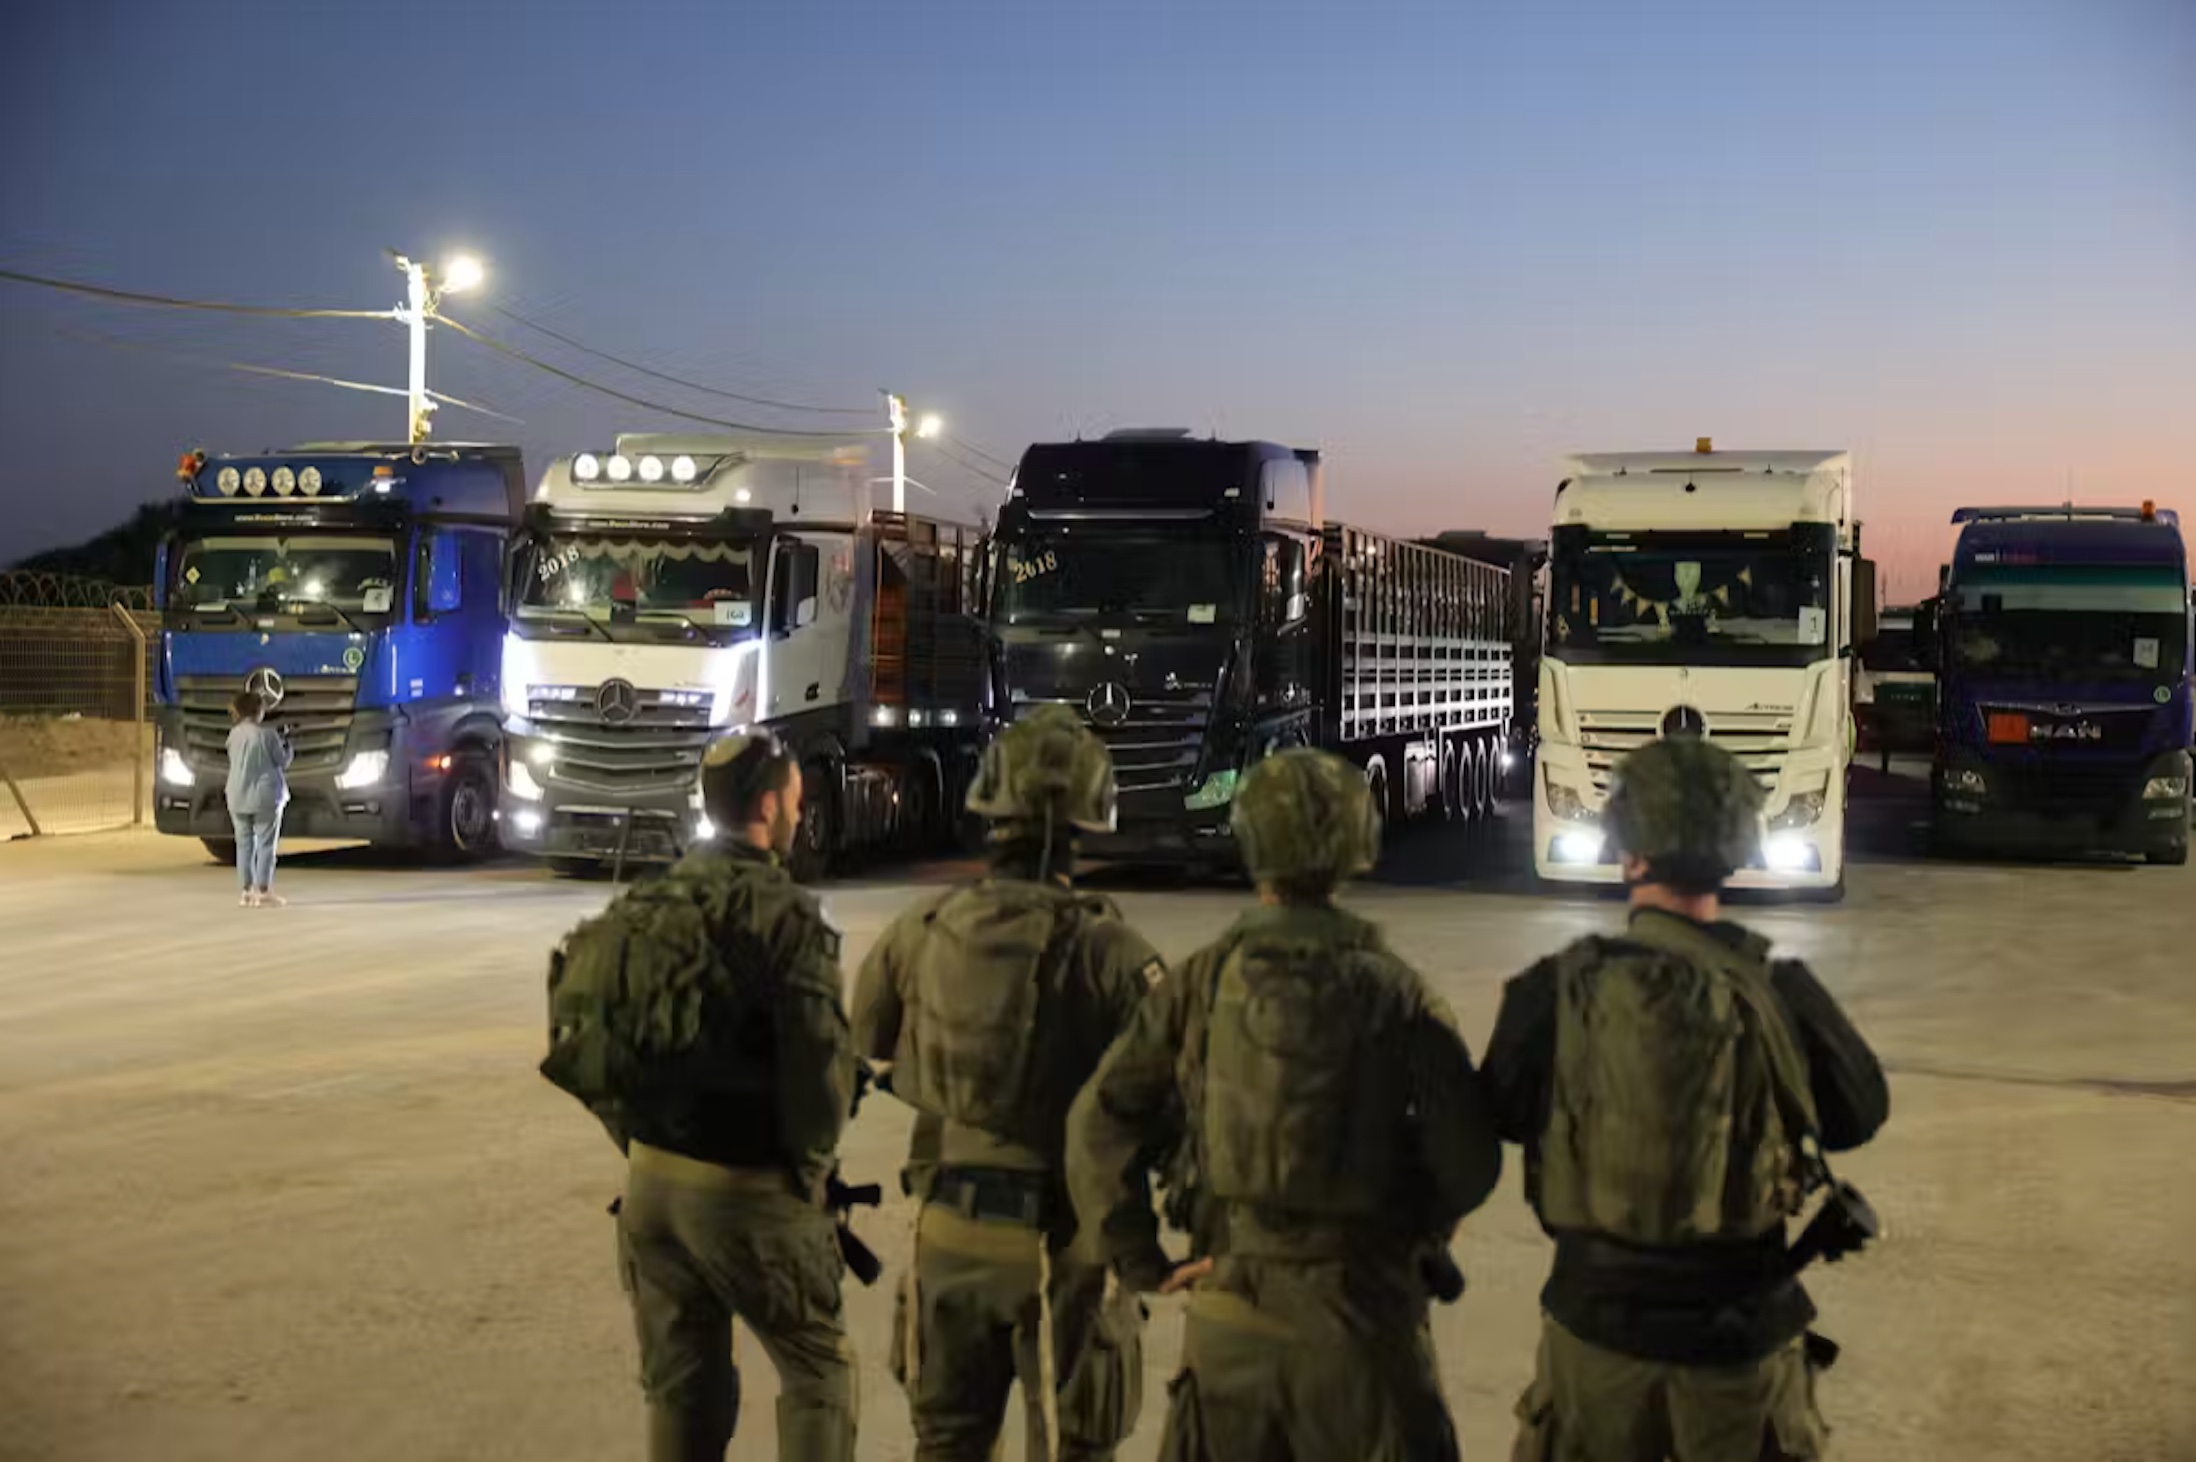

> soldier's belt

[
  {"left": 630, "top": 1142, "right": 799, "bottom": 1195},
  {"left": 929, "top": 1166, "right": 1058, "bottom": 1229}
]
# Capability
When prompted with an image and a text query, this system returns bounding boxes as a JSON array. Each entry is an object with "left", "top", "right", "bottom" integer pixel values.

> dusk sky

[{"left": 2, "top": 0, "right": 2190, "bottom": 600}]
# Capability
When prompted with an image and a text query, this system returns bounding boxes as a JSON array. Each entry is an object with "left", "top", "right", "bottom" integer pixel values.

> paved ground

[{"left": 3, "top": 767, "right": 2192, "bottom": 1462}]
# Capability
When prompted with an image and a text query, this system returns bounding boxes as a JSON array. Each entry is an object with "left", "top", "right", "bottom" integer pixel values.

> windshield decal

[
  {"left": 2134, "top": 637, "right": 2159, "bottom": 669},
  {"left": 1010, "top": 550, "right": 1059, "bottom": 585},
  {"left": 1188, "top": 603, "right": 1217, "bottom": 624}
]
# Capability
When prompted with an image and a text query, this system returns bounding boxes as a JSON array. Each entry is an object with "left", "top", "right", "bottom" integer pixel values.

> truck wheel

[
  {"left": 1440, "top": 745, "right": 1463, "bottom": 821},
  {"left": 430, "top": 749, "right": 499, "bottom": 864},
  {"left": 897, "top": 760, "right": 940, "bottom": 857},
  {"left": 2149, "top": 844, "right": 2189, "bottom": 867},
  {"left": 547, "top": 857, "right": 602, "bottom": 880},
  {"left": 201, "top": 837, "right": 237, "bottom": 865},
  {"left": 790, "top": 760, "right": 837, "bottom": 884},
  {"left": 1363, "top": 761, "right": 1389, "bottom": 851}
]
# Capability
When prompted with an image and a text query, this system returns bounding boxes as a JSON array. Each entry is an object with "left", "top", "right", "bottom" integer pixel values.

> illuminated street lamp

[
  {"left": 393, "top": 252, "right": 486, "bottom": 443},
  {"left": 884, "top": 391, "right": 943, "bottom": 514}
]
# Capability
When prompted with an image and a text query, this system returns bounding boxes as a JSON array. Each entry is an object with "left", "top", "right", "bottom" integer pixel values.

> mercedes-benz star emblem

[
  {"left": 244, "top": 667, "right": 285, "bottom": 708},
  {"left": 1088, "top": 681, "right": 1132, "bottom": 727},
  {"left": 596, "top": 678, "right": 639, "bottom": 725},
  {"left": 1660, "top": 704, "right": 1707, "bottom": 738}
]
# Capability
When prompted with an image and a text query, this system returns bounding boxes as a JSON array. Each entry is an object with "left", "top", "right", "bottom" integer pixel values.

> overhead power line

[
  {"left": 53, "top": 325, "right": 519, "bottom": 422},
  {"left": 487, "top": 303, "right": 873, "bottom": 416},
  {"left": 0, "top": 265, "right": 390, "bottom": 319},
  {"left": 925, "top": 438, "right": 1010, "bottom": 486},
  {"left": 436, "top": 313, "right": 885, "bottom": 438},
  {"left": 948, "top": 434, "right": 1016, "bottom": 472}
]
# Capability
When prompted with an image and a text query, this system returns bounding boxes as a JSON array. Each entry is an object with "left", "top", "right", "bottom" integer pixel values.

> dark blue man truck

[
  {"left": 1923, "top": 504, "right": 2191, "bottom": 865},
  {"left": 153, "top": 444, "right": 524, "bottom": 862}
]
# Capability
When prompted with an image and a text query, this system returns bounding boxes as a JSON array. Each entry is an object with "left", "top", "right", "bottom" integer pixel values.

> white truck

[
  {"left": 1533, "top": 441, "right": 1876, "bottom": 898},
  {"left": 498, "top": 434, "right": 987, "bottom": 878}
]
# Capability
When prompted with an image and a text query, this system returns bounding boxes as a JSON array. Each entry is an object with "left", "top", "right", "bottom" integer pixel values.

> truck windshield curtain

[
  {"left": 994, "top": 525, "right": 1242, "bottom": 624},
  {"left": 518, "top": 534, "right": 759, "bottom": 628},
  {"left": 1548, "top": 525, "right": 1837, "bottom": 667},
  {"left": 1949, "top": 566, "right": 2188, "bottom": 681},
  {"left": 175, "top": 534, "right": 399, "bottom": 613}
]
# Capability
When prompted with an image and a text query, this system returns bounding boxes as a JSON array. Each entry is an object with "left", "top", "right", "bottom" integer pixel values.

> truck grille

[
  {"left": 1011, "top": 688, "right": 1212, "bottom": 794},
  {"left": 1575, "top": 710, "right": 1792, "bottom": 793},
  {"left": 177, "top": 673, "right": 358, "bottom": 775},
  {"left": 530, "top": 686, "right": 716, "bottom": 798},
  {"left": 1986, "top": 759, "right": 2141, "bottom": 817}
]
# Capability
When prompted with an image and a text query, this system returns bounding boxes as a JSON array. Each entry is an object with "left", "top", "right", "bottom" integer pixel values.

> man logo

[
  {"left": 1087, "top": 681, "right": 1132, "bottom": 728},
  {"left": 596, "top": 678, "right": 639, "bottom": 726},
  {"left": 244, "top": 667, "right": 285, "bottom": 709}
]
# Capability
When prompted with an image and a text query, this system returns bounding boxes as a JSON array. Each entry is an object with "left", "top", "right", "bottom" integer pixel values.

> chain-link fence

[{"left": 0, "top": 573, "right": 157, "bottom": 839}]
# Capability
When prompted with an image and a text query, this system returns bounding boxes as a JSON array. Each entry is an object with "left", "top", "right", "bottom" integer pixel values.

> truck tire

[
  {"left": 1363, "top": 760, "right": 1389, "bottom": 852},
  {"left": 201, "top": 837, "right": 237, "bottom": 865},
  {"left": 2149, "top": 843, "right": 2189, "bottom": 867},
  {"left": 896, "top": 759, "right": 941, "bottom": 857},
  {"left": 1440, "top": 743, "right": 1463, "bottom": 821},
  {"left": 429, "top": 749, "right": 499, "bottom": 864},
  {"left": 790, "top": 759, "right": 838, "bottom": 884},
  {"left": 547, "top": 857, "right": 603, "bottom": 880}
]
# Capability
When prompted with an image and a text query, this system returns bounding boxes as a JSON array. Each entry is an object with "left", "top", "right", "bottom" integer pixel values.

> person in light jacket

[{"left": 225, "top": 690, "right": 292, "bottom": 907}]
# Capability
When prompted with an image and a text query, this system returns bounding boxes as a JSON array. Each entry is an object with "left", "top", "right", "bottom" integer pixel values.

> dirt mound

[{"left": 0, "top": 716, "right": 152, "bottom": 780}]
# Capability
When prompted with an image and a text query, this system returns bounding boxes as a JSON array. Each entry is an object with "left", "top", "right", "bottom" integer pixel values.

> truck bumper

[
  {"left": 153, "top": 776, "right": 413, "bottom": 843},
  {"left": 500, "top": 767, "right": 705, "bottom": 866},
  {"left": 1081, "top": 814, "right": 1239, "bottom": 867},
  {"left": 1935, "top": 791, "right": 2189, "bottom": 859}
]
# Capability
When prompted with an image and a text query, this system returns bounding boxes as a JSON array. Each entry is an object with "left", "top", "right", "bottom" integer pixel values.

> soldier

[
  {"left": 1066, "top": 747, "right": 1504, "bottom": 1462},
  {"left": 852, "top": 704, "right": 1164, "bottom": 1462},
  {"left": 539, "top": 731, "right": 859, "bottom": 1462},
  {"left": 1483, "top": 735, "right": 1890, "bottom": 1462}
]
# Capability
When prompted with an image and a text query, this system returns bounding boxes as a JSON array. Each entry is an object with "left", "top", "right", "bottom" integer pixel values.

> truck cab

[
  {"left": 500, "top": 435, "right": 985, "bottom": 876},
  {"left": 152, "top": 444, "right": 523, "bottom": 860},
  {"left": 988, "top": 431, "right": 1320, "bottom": 861},
  {"left": 1534, "top": 443, "right": 1873, "bottom": 897},
  {"left": 1924, "top": 505, "right": 2190, "bottom": 865}
]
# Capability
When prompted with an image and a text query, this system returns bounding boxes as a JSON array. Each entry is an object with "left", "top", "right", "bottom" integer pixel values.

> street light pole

[
  {"left": 883, "top": 389, "right": 943, "bottom": 516},
  {"left": 393, "top": 252, "right": 484, "bottom": 445},
  {"left": 401, "top": 258, "right": 430, "bottom": 444}
]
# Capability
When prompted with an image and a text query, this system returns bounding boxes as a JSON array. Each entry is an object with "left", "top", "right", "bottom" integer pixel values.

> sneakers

[
  {"left": 239, "top": 891, "right": 258, "bottom": 908},
  {"left": 258, "top": 892, "right": 288, "bottom": 908}
]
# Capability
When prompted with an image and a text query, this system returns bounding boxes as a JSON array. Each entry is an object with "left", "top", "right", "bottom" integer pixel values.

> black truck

[{"left": 985, "top": 430, "right": 1516, "bottom": 866}]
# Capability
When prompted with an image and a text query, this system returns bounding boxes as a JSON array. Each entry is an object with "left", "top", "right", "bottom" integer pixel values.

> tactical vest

[
  {"left": 540, "top": 854, "right": 786, "bottom": 1139},
  {"left": 890, "top": 879, "right": 1090, "bottom": 1152},
  {"left": 1538, "top": 914, "right": 1820, "bottom": 1245},
  {"left": 1198, "top": 920, "right": 1409, "bottom": 1220}
]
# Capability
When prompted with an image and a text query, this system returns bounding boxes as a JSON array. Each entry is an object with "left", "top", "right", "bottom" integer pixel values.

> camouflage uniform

[
  {"left": 1483, "top": 737, "right": 1890, "bottom": 1462},
  {"left": 1066, "top": 748, "right": 1505, "bottom": 1462},
  {"left": 543, "top": 733, "right": 860, "bottom": 1462},
  {"left": 853, "top": 706, "right": 1164, "bottom": 1462}
]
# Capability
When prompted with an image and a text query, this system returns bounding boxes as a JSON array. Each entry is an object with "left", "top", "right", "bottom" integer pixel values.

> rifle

[{"left": 826, "top": 1170, "right": 885, "bottom": 1287}]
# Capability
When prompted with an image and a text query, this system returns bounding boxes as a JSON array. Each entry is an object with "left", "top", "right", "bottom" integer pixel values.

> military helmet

[
  {"left": 1603, "top": 734, "right": 1764, "bottom": 872},
  {"left": 1231, "top": 747, "right": 1380, "bottom": 882},
  {"left": 699, "top": 730, "right": 795, "bottom": 826},
  {"left": 966, "top": 705, "right": 1117, "bottom": 831}
]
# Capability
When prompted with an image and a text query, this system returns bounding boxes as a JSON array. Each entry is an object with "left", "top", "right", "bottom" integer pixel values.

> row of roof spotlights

[
  {"left": 215, "top": 465, "right": 323, "bottom": 497},
  {"left": 573, "top": 452, "right": 699, "bottom": 485}
]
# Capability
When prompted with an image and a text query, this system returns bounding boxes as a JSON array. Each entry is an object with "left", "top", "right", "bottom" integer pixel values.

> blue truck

[
  {"left": 1923, "top": 504, "right": 2191, "bottom": 865},
  {"left": 152, "top": 443, "right": 524, "bottom": 862}
]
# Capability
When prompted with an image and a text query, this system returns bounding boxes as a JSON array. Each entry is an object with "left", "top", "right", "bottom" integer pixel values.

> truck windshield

[
  {"left": 1949, "top": 567, "right": 2188, "bottom": 682},
  {"left": 994, "top": 525, "right": 1242, "bottom": 625},
  {"left": 517, "top": 533, "right": 759, "bottom": 634},
  {"left": 174, "top": 534, "right": 400, "bottom": 614},
  {"left": 1548, "top": 526, "right": 1837, "bottom": 667}
]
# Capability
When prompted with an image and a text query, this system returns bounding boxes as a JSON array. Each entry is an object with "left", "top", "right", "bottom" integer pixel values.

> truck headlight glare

[
  {"left": 2144, "top": 775, "right": 2189, "bottom": 800},
  {"left": 1552, "top": 831, "right": 1605, "bottom": 864},
  {"left": 1544, "top": 768, "right": 1597, "bottom": 824},
  {"left": 159, "top": 747, "right": 194, "bottom": 788},
  {"left": 1945, "top": 767, "right": 1987, "bottom": 796},
  {"left": 335, "top": 750, "right": 389, "bottom": 790},
  {"left": 1762, "top": 834, "right": 1819, "bottom": 873},
  {"left": 1769, "top": 790, "right": 1826, "bottom": 831},
  {"left": 507, "top": 760, "right": 545, "bottom": 801}
]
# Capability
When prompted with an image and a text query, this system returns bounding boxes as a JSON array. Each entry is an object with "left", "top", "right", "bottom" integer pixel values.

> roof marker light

[
  {"left": 216, "top": 467, "right": 242, "bottom": 496},
  {"left": 671, "top": 455, "right": 698, "bottom": 483},
  {"left": 271, "top": 466, "right": 297, "bottom": 496},
  {"left": 574, "top": 453, "right": 602, "bottom": 482},
  {"left": 639, "top": 455, "right": 665, "bottom": 483},
  {"left": 242, "top": 467, "right": 268, "bottom": 496},
  {"left": 297, "top": 466, "right": 323, "bottom": 496},
  {"left": 607, "top": 454, "right": 634, "bottom": 483}
]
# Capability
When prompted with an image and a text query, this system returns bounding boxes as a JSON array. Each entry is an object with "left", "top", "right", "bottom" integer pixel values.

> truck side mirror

[
  {"left": 427, "top": 530, "right": 464, "bottom": 615},
  {"left": 1851, "top": 558, "right": 1879, "bottom": 649},
  {"left": 1912, "top": 599, "right": 1939, "bottom": 670},
  {"left": 154, "top": 539, "right": 172, "bottom": 610}
]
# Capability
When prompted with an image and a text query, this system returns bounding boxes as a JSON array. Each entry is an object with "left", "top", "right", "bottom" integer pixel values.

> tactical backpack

[
  {"left": 889, "top": 879, "right": 1093, "bottom": 1151},
  {"left": 1538, "top": 916, "right": 1820, "bottom": 1245},
  {"left": 1197, "top": 919, "right": 1410, "bottom": 1220},
  {"left": 540, "top": 857, "right": 781, "bottom": 1145}
]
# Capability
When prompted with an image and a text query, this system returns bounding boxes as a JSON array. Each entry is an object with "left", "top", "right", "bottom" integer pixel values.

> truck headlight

[
  {"left": 1768, "top": 790, "right": 1826, "bottom": 831},
  {"left": 507, "top": 760, "right": 546, "bottom": 801},
  {"left": 1944, "top": 767, "right": 1987, "bottom": 796},
  {"left": 1185, "top": 769, "right": 1239, "bottom": 810},
  {"left": 335, "top": 750, "right": 389, "bottom": 790},
  {"left": 1543, "top": 768, "right": 1597, "bottom": 824},
  {"left": 2144, "top": 775, "right": 2189, "bottom": 800},
  {"left": 1551, "top": 830, "right": 1606, "bottom": 864},
  {"left": 1762, "top": 833, "right": 1820, "bottom": 873},
  {"left": 159, "top": 747, "right": 194, "bottom": 788}
]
